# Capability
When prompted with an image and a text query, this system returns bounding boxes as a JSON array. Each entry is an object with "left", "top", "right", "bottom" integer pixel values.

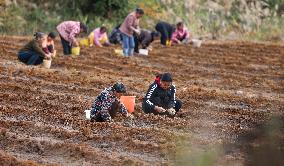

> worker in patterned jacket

[
  {"left": 90, "top": 83, "right": 129, "bottom": 122},
  {"left": 142, "top": 73, "right": 182, "bottom": 116}
]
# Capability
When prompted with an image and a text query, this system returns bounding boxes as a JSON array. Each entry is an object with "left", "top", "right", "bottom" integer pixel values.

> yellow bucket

[
  {"left": 79, "top": 38, "right": 89, "bottom": 47},
  {"left": 71, "top": 47, "right": 80, "bottom": 57}
]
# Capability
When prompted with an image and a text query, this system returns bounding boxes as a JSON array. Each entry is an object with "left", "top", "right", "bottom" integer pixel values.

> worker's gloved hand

[
  {"left": 167, "top": 108, "right": 176, "bottom": 115},
  {"left": 147, "top": 45, "right": 153, "bottom": 51},
  {"left": 134, "top": 29, "right": 141, "bottom": 35},
  {"left": 166, "top": 40, "right": 172, "bottom": 46}
]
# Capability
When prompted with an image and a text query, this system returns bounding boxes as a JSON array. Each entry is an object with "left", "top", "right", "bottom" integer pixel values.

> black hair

[
  {"left": 135, "top": 8, "right": 144, "bottom": 15},
  {"left": 161, "top": 73, "right": 172, "bottom": 82},
  {"left": 80, "top": 22, "right": 88, "bottom": 33},
  {"left": 48, "top": 32, "right": 57, "bottom": 39},
  {"left": 177, "top": 22, "right": 184, "bottom": 27},
  {"left": 100, "top": 26, "right": 107, "bottom": 32},
  {"left": 112, "top": 82, "right": 126, "bottom": 93},
  {"left": 34, "top": 32, "right": 45, "bottom": 40}
]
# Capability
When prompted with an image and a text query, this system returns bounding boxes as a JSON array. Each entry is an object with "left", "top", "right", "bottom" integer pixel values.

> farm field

[{"left": 0, "top": 36, "right": 283, "bottom": 165}]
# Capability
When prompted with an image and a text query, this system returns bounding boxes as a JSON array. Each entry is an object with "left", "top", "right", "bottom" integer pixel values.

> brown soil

[{"left": 0, "top": 36, "right": 283, "bottom": 166}]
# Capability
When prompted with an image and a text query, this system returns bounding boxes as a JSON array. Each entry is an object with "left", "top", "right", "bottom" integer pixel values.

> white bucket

[
  {"left": 52, "top": 50, "right": 57, "bottom": 58},
  {"left": 114, "top": 49, "right": 123, "bottom": 56},
  {"left": 192, "top": 39, "right": 202, "bottom": 48},
  {"left": 85, "top": 110, "right": 91, "bottom": 120},
  {"left": 42, "top": 59, "right": 52, "bottom": 69},
  {"left": 139, "top": 49, "right": 148, "bottom": 56}
]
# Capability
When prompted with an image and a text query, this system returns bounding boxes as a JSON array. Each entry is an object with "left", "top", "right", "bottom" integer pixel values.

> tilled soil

[{"left": 0, "top": 36, "right": 283, "bottom": 166}]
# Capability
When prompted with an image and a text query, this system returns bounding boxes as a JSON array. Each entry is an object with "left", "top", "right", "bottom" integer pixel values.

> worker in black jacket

[
  {"left": 109, "top": 24, "right": 122, "bottom": 44},
  {"left": 142, "top": 73, "right": 182, "bottom": 116},
  {"left": 155, "top": 22, "right": 175, "bottom": 46},
  {"left": 134, "top": 29, "right": 160, "bottom": 54}
]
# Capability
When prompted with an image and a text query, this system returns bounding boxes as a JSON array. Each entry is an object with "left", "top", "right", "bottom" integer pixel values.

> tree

[{"left": 78, "top": 0, "right": 130, "bottom": 19}]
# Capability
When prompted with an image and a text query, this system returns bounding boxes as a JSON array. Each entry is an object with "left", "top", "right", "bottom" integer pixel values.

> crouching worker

[
  {"left": 109, "top": 24, "right": 122, "bottom": 44},
  {"left": 90, "top": 83, "right": 129, "bottom": 122},
  {"left": 42, "top": 32, "right": 57, "bottom": 58},
  {"left": 171, "top": 22, "right": 191, "bottom": 44},
  {"left": 134, "top": 29, "right": 160, "bottom": 54},
  {"left": 18, "top": 32, "right": 51, "bottom": 65},
  {"left": 89, "top": 26, "right": 110, "bottom": 47},
  {"left": 142, "top": 73, "right": 182, "bottom": 116}
]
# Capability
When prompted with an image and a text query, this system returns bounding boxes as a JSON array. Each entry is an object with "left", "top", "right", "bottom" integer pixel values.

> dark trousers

[
  {"left": 134, "top": 35, "right": 139, "bottom": 53},
  {"left": 160, "top": 32, "right": 168, "bottom": 46},
  {"left": 60, "top": 35, "right": 71, "bottom": 55},
  {"left": 18, "top": 51, "right": 43, "bottom": 65},
  {"left": 142, "top": 98, "right": 182, "bottom": 115},
  {"left": 155, "top": 26, "right": 169, "bottom": 46}
]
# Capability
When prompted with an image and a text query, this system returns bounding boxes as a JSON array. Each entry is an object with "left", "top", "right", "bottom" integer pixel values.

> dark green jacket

[{"left": 19, "top": 39, "right": 46, "bottom": 57}]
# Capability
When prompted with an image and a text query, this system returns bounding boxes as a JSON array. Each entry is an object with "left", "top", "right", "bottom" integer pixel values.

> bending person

[
  {"left": 56, "top": 21, "right": 88, "bottom": 55},
  {"left": 134, "top": 29, "right": 160, "bottom": 54},
  {"left": 155, "top": 21, "right": 175, "bottom": 46},
  {"left": 109, "top": 24, "right": 122, "bottom": 45}
]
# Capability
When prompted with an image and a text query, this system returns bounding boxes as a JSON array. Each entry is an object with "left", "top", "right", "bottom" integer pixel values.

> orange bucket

[{"left": 120, "top": 96, "right": 136, "bottom": 113}]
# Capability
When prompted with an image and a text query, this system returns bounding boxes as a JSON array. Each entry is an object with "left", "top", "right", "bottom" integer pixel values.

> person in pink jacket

[
  {"left": 171, "top": 22, "right": 191, "bottom": 44},
  {"left": 56, "top": 21, "right": 88, "bottom": 55},
  {"left": 119, "top": 8, "right": 144, "bottom": 57},
  {"left": 89, "top": 26, "right": 110, "bottom": 47}
]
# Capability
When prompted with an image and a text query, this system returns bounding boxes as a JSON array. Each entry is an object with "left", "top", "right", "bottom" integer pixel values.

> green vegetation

[
  {"left": 0, "top": 0, "right": 283, "bottom": 41},
  {"left": 160, "top": 0, "right": 284, "bottom": 41}
]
